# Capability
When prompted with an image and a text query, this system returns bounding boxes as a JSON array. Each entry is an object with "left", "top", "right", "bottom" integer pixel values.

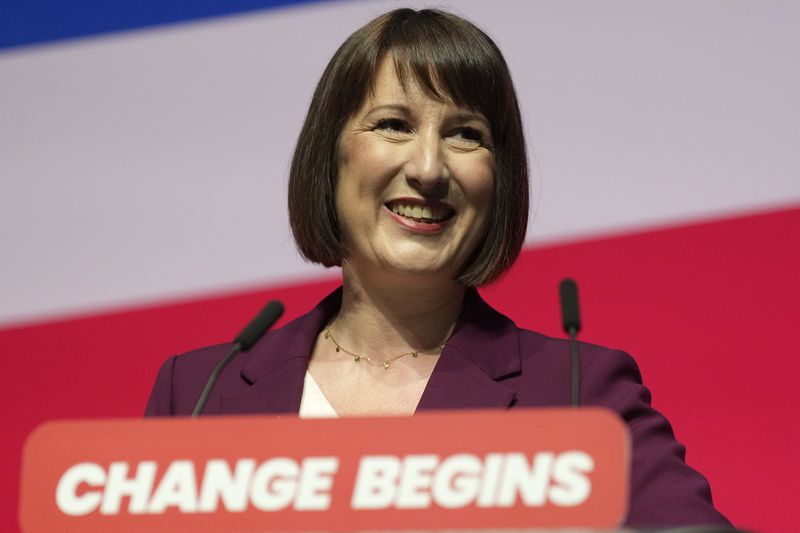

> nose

[{"left": 404, "top": 130, "right": 448, "bottom": 195}]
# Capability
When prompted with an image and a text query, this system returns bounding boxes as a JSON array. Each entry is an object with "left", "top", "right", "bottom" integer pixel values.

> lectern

[{"left": 22, "top": 408, "right": 633, "bottom": 531}]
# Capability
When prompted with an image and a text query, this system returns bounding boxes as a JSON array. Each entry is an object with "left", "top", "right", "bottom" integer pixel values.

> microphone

[
  {"left": 234, "top": 300, "right": 285, "bottom": 350},
  {"left": 192, "top": 300, "right": 284, "bottom": 416},
  {"left": 559, "top": 279, "right": 581, "bottom": 407}
]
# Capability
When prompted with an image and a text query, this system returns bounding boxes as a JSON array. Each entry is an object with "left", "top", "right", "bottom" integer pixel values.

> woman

[{"left": 147, "top": 8, "right": 730, "bottom": 528}]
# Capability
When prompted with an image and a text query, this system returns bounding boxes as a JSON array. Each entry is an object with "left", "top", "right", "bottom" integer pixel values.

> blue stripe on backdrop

[{"left": 0, "top": 0, "right": 328, "bottom": 51}]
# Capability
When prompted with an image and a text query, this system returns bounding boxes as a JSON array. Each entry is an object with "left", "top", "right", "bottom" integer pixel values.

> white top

[{"left": 299, "top": 371, "right": 338, "bottom": 418}]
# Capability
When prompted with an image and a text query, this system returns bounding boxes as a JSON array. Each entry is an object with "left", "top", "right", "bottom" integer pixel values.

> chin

[{"left": 377, "top": 254, "right": 459, "bottom": 283}]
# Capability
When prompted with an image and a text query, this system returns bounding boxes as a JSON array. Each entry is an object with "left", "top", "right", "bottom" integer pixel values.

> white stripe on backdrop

[{"left": 1, "top": 0, "right": 798, "bottom": 326}]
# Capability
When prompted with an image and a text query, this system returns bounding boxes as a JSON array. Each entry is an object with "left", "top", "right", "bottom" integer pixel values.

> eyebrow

[
  {"left": 364, "top": 104, "right": 490, "bottom": 127},
  {"left": 451, "top": 111, "right": 490, "bottom": 127},
  {"left": 364, "top": 104, "right": 412, "bottom": 116}
]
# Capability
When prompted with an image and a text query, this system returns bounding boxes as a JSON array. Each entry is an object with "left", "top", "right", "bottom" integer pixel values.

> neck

[{"left": 333, "top": 262, "right": 466, "bottom": 357}]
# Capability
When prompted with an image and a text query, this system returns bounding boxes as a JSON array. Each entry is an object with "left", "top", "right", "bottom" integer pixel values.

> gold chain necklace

[{"left": 323, "top": 327, "right": 446, "bottom": 369}]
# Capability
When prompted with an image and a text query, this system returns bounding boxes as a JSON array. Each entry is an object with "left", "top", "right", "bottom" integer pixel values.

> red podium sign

[{"left": 20, "top": 408, "right": 629, "bottom": 532}]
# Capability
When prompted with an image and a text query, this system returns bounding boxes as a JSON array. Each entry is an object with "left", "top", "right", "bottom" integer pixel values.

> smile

[{"left": 385, "top": 200, "right": 455, "bottom": 224}]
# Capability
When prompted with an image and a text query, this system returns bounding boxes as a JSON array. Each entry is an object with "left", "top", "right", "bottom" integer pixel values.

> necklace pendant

[
  {"left": 383, "top": 361, "right": 390, "bottom": 369},
  {"left": 412, "top": 352, "right": 418, "bottom": 358},
  {"left": 354, "top": 356, "right": 360, "bottom": 362}
]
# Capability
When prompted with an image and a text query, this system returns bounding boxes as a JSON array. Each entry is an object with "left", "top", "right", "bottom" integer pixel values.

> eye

[
  {"left": 374, "top": 117, "right": 410, "bottom": 133},
  {"left": 456, "top": 127, "right": 484, "bottom": 142},
  {"left": 447, "top": 127, "right": 489, "bottom": 150}
]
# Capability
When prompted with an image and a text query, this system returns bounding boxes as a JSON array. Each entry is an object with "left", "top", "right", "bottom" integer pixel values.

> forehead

[
  {"left": 370, "top": 58, "right": 406, "bottom": 98},
  {"left": 363, "top": 55, "right": 456, "bottom": 109}
]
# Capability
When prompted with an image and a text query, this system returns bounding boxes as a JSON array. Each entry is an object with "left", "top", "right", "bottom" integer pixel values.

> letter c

[{"left": 56, "top": 462, "right": 107, "bottom": 516}]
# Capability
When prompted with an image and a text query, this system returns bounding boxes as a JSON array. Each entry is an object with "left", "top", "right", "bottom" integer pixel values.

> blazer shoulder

[
  {"left": 142, "top": 293, "right": 334, "bottom": 417},
  {"left": 511, "top": 328, "right": 728, "bottom": 526},
  {"left": 515, "top": 328, "right": 635, "bottom": 380},
  {"left": 144, "top": 342, "right": 234, "bottom": 417}
]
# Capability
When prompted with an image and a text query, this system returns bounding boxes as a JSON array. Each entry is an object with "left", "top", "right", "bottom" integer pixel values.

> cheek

[
  {"left": 336, "top": 140, "right": 398, "bottom": 241},
  {"left": 475, "top": 184, "right": 494, "bottom": 237},
  {"left": 476, "top": 173, "right": 494, "bottom": 206},
  {"left": 338, "top": 139, "right": 395, "bottom": 199},
  {"left": 340, "top": 129, "right": 395, "bottom": 171},
  {"left": 459, "top": 157, "right": 495, "bottom": 219},
  {"left": 463, "top": 161, "right": 495, "bottom": 250}
]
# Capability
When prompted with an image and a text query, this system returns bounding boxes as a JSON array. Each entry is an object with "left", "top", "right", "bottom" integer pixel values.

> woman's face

[{"left": 336, "top": 57, "right": 494, "bottom": 283}]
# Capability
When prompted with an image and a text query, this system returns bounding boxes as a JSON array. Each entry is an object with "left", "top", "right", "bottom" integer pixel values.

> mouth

[{"left": 385, "top": 199, "right": 455, "bottom": 224}]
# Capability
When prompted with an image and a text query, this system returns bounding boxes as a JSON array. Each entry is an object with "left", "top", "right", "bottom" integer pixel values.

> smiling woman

[
  {"left": 146, "top": 8, "right": 731, "bottom": 529},
  {"left": 336, "top": 57, "right": 495, "bottom": 285},
  {"left": 288, "top": 9, "right": 528, "bottom": 287}
]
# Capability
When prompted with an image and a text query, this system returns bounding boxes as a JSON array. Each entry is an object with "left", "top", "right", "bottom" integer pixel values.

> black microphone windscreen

[
  {"left": 559, "top": 278, "right": 581, "bottom": 334},
  {"left": 234, "top": 300, "right": 284, "bottom": 351}
]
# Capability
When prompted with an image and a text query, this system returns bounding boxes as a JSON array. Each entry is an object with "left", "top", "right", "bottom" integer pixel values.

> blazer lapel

[
  {"left": 417, "top": 289, "right": 521, "bottom": 411},
  {"left": 217, "top": 287, "right": 522, "bottom": 414},
  {"left": 219, "top": 289, "right": 341, "bottom": 414},
  {"left": 219, "top": 357, "right": 308, "bottom": 415}
]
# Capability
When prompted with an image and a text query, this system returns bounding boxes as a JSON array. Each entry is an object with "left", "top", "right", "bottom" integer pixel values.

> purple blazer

[{"left": 146, "top": 288, "right": 730, "bottom": 528}]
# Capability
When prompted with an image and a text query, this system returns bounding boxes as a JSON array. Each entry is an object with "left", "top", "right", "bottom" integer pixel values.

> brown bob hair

[{"left": 288, "top": 8, "right": 528, "bottom": 286}]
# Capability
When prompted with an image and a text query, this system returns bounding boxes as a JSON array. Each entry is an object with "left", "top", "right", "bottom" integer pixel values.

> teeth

[{"left": 390, "top": 203, "right": 450, "bottom": 222}]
